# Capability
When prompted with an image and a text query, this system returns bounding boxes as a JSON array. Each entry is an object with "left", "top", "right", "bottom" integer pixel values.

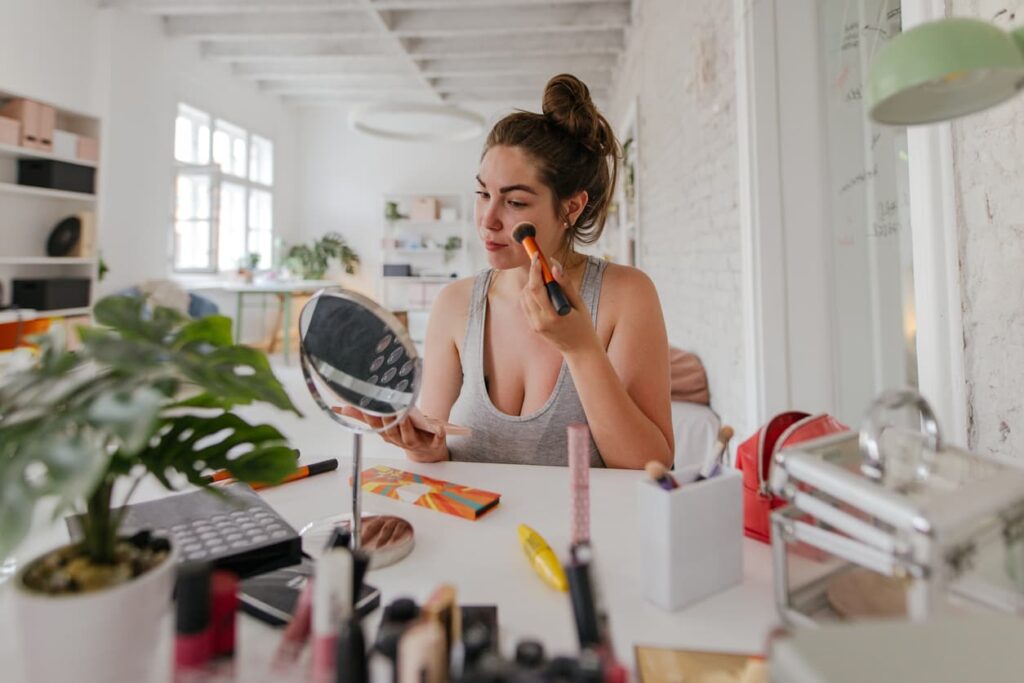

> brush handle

[{"left": 545, "top": 281, "right": 572, "bottom": 316}]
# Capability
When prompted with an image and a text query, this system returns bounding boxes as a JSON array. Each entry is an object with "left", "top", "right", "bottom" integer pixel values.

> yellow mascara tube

[{"left": 517, "top": 524, "right": 568, "bottom": 592}]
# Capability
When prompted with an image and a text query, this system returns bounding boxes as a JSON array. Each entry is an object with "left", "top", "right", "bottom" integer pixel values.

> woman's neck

[{"left": 491, "top": 250, "right": 588, "bottom": 298}]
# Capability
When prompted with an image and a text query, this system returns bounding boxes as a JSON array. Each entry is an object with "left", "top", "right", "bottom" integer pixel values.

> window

[{"left": 172, "top": 104, "right": 274, "bottom": 273}]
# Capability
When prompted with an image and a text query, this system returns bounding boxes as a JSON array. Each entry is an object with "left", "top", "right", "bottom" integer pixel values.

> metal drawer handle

[{"left": 859, "top": 389, "right": 942, "bottom": 481}]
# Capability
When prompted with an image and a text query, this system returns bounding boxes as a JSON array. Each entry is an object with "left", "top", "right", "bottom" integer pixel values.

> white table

[
  {"left": 186, "top": 279, "right": 335, "bottom": 363},
  {"left": 0, "top": 454, "right": 791, "bottom": 682}
]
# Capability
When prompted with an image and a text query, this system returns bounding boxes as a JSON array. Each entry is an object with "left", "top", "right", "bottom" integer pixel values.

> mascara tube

[
  {"left": 336, "top": 616, "right": 369, "bottom": 683},
  {"left": 565, "top": 547, "right": 601, "bottom": 649}
]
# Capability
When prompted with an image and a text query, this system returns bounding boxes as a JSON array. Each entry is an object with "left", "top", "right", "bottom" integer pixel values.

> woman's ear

[{"left": 561, "top": 190, "right": 589, "bottom": 228}]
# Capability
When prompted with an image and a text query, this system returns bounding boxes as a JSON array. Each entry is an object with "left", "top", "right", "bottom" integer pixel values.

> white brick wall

[
  {"left": 610, "top": 0, "right": 748, "bottom": 437},
  {"left": 951, "top": 0, "right": 1024, "bottom": 457}
]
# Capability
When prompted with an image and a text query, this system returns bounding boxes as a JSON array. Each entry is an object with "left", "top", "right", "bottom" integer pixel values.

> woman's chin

[{"left": 485, "top": 251, "right": 525, "bottom": 270}]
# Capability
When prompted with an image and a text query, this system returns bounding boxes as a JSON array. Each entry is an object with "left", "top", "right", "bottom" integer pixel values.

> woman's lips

[{"left": 485, "top": 241, "right": 508, "bottom": 252}]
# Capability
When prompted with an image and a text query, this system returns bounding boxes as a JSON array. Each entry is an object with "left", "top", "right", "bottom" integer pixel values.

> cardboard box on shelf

[
  {"left": 77, "top": 136, "right": 99, "bottom": 162},
  {"left": 409, "top": 197, "right": 440, "bottom": 221},
  {"left": 0, "top": 116, "right": 19, "bottom": 146}
]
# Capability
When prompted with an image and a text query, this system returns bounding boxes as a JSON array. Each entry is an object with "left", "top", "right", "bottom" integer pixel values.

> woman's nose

[{"left": 479, "top": 199, "right": 502, "bottom": 232}]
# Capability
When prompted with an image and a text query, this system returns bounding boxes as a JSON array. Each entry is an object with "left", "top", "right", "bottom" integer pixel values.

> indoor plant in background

[
  {"left": 284, "top": 231, "right": 360, "bottom": 280},
  {"left": 0, "top": 294, "right": 300, "bottom": 683}
]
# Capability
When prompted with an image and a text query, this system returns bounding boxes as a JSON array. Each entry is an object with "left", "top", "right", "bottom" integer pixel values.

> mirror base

[{"left": 299, "top": 513, "right": 415, "bottom": 569}]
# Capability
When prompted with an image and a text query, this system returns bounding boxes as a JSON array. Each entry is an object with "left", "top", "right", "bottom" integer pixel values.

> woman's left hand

[{"left": 520, "top": 254, "right": 599, "bottom": 354}]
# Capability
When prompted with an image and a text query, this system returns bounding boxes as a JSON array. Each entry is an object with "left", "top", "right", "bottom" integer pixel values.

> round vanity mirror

[{"left": 297, "top": 288, "right": 418, "bottom": 568}]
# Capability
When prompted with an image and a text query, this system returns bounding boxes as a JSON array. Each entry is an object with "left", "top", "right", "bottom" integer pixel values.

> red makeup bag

[{"left": 736, "top": 412, "right": 849, "bottom": 543}]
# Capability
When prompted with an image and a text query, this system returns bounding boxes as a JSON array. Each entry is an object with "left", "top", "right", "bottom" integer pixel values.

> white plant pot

[{"left": 13, "top": 542, "right": 178, "bottom": 683}]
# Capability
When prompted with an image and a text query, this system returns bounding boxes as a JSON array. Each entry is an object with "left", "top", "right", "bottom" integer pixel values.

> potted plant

[
  {"left": 238, "top": 251, "right": 261, "bottom": 283},
  {"left": 0, "top": 295, "right": 301, "bottom": 683},
  {"left": 285, "top": 232, "right": 360, "bottom": 280}
]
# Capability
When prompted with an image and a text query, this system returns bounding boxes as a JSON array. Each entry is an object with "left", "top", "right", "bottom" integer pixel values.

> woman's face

[{"left": 475, "top": 145, "right": 565, "bottom": 270}]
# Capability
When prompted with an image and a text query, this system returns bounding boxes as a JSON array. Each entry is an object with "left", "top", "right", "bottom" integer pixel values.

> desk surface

[
  {"left": 0, "top": 455, "right": 795, "bottom": 682},
  {"left": 185, "top": 279, "right": 336, "bottom": 294}
]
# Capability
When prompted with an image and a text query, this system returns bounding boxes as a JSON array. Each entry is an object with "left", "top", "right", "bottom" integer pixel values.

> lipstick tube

[
  {"left": 312, "top": 548, "right": 354, "bottom": 683},
  {"left": 210, "top": 570, "right": 238, "bottom": 673},
  {"left": 174, "top": 563, "right": 212, "bottom": 682}
]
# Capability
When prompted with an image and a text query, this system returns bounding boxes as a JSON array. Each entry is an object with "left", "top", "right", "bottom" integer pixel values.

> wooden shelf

[
  {"left": 0, "top": 142, "right": 97, "bottom": 168},
  {"left": 0, "top": 182, "right": 96, "bottom": 202},
  {"left": 0, "top": 257, "right": 95, "bottom": 265},
  {"left": 0, "top": 306, "right": 91, "bottom": 323}
]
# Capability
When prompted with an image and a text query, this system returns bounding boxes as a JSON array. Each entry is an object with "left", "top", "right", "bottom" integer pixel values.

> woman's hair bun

[{"left": 542, "top": 73, "right": 613, "bottom": 156}]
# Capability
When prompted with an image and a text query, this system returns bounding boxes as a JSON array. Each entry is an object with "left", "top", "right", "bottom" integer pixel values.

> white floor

[{"left": 233, "top": 354, "right": 408, "bottom": 464}]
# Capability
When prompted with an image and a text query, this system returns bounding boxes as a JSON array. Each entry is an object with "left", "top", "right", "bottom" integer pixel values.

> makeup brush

[
  {"left": 697, "top": 426, "right": 735, "bottom": 480},
  {"left": 644, "top": 460, "right": 679, "bottom": 491},
  {"left": 511, "top": 222, "right": 571, "bottom": 316}
]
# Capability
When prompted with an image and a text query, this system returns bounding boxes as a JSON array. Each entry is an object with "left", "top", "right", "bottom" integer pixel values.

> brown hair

[{"left": 484, "top": 74, "right": 619, "bottom": 254}]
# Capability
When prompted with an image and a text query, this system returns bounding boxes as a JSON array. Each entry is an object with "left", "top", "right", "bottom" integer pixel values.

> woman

[{"left": 357, "top": 74, "right": 673, "bottom": 469}]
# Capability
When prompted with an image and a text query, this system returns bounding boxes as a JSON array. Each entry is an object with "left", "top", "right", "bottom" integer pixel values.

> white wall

[
  {"left": 0, "top": 0, "right": 300, "bottom": 342},
  {"left": 295, "top": 104, "right": 503, "bottom": 296},
  {"left": 609, "top": 0, "right": 748, "bottom": 436},
  {"left": 0, "top": 0, "right": 100, "bottom": 116},
  {"left": 94, "top": 9, "right": 300, "bottom": 301},
  {"left": 949, "top": 0, "right": 1024, "bottom": 457}
]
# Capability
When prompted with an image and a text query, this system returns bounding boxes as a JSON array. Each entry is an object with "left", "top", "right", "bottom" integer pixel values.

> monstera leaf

[{"left": 0, "top": 294, "right": 302, "bottom": 564}]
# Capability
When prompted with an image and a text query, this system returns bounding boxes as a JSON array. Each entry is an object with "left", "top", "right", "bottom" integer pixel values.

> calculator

[{"left": 66, "top": 483, "right": 302, "bottom": 578}]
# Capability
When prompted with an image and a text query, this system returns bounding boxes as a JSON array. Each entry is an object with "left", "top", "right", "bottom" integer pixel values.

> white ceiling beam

[
  {"left": 229, "top": 53, "right": 616, "bottom": 79},
  {"left": 105, "top": 0, "right": 627, "bottom": 13},
  {"left": 428, "top": 72, "right": 611, "bottom": 91},
  {"left": 261, "top": 83, "right": 431, "bottom": 96},
  {"left": 438, "top": 85, "right": 609, "bottom": 100},
  {"left": 202, "top": 39, "right": 402, "bottom": 60},
  {"left": 271, "top": 83, "right": 607, "bottom": 100},
  {"left": 390, "top": 4, "right": 629, "bottom": 36},
  {"left": 257, "top": 74, "right": 425, "bottom": 91},
  {"left": 165, "top": 12, "right": 382, "bottom": 39},
  {"left": 420, "top": 53, "right": 618, "bottom": 76},
  {"left": 102, "top": 0, "right": 360, "bottom": 13},
  {"left": 232, "top": 58, "right": 416, "bottom": 79},
  {"left": 165, "top": 4, "right": 628, "bottom": 40},
  {"left": 201, "top": 29, "right": 623, "bottom": 61},
  {"left": 404, "top": 30, "right": 624, "bottom": 58}
]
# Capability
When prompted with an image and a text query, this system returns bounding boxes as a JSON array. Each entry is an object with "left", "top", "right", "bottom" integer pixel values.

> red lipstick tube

[{"left": 175, "top": 564, "right": 212, "bottom": 680}]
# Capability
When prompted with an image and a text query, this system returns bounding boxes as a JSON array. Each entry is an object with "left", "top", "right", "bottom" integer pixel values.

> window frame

[{"left": 171, "top": 104, "right": 274, "bottom": 275}]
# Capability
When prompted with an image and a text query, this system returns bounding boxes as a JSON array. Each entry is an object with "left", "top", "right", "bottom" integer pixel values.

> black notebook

[
  {"left": 66, "top": 482, "right": 302, "bottom": 579},
  {"left": 238, "top": 558, "right": 381, "bottom": 626}
]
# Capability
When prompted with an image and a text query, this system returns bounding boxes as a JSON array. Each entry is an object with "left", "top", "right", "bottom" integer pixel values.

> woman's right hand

[{"left": 333, "top": 406, "right": 449, "bottom": 463}]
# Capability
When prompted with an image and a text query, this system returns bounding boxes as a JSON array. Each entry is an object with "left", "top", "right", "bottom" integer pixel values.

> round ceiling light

[{"left": 348, "top": 102, "right": 486, "bottom": 143}]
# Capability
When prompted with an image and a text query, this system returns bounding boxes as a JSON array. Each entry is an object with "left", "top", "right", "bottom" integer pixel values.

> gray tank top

[{"left": 446, "top": 255, "right": 607, "bottom": 467}]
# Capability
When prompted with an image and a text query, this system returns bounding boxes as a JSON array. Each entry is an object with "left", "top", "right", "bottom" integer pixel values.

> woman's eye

[
  {"left": 507, "top": 200, "right": 526, "bottom": 208},
  {"left": 475, "top": 191, "right": 490, "bottom": 199}
]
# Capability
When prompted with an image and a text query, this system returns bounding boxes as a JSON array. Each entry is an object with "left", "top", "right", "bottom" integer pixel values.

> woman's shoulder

[
  {"left": 428, "top": 274, "right": 477, "bottom": 326},
  {"left": 595, "top": 260, "right": 658, "bottom": 300}
]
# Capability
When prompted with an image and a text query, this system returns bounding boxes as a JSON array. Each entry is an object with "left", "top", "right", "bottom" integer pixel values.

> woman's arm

[
  {"left": 521, "top": 258, "right": 674, "bottom": 469},
  {"left": 419, "top": 280, "right": 468, "bottom": 422},
  {"left": 565, "top": 267, "right": 673, "bottom": 468}
]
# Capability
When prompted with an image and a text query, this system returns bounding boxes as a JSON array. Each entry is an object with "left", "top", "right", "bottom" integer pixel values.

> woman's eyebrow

[{"left": 475, "top": 175, "right": 538, "bottom": 195}]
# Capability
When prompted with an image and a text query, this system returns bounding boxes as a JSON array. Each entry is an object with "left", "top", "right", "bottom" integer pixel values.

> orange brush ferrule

[{"left": 511, "top": 222, "right": 571, "bottom": 316}]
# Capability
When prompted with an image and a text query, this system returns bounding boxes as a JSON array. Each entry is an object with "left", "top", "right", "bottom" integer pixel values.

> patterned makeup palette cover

[{"left": 358, "top": 465, "right": 501, "bottom": 520}]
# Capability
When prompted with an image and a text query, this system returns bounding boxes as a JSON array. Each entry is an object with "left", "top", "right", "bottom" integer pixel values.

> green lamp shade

[{"left": 868, "top": 18, "right": 1024, "bottom": 125}]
